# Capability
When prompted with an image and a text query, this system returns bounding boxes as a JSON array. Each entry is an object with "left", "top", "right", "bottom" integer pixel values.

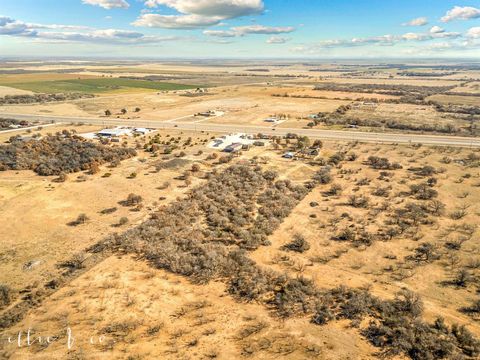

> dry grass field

[
  {"left": 1, "top": 61, "right": 479, "bottom": 136},
  {"left": 1, "top": 61, "right": 480, "bottom": 360},
  {"left": 427, "top": 94, "right": 480, "bottom": 106}
]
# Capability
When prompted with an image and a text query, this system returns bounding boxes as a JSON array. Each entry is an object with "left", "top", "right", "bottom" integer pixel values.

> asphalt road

[{"left": 2, "top": 112, "right": 480, "bottom": 147}]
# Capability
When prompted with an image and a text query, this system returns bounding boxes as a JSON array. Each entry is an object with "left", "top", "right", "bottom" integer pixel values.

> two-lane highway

[{"left": 2, "top": 112, "right": 480, "bottom": 147}]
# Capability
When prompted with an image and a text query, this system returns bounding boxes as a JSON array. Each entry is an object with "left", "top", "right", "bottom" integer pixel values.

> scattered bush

[
  {"left": 410, "top": 183, "right": 438, "bottom": 200},
  {"left": 281, "top": 234, "right": 311, "bottom": 253},
  {"left": 313, "top": 167, "right": 332, "bottom": 184},
  {"left": 367, "top": 156, "right": 402, "bottom": 170},
  {"left": 120, "top": 193, "right": 143, "bottom": 207},
  {"left": 118, "top": 217, "right": 129, "bottom": 226},
  {"left": 68, "top": 213, "right": 89, "bottom": 226},
  {"left": 84, "top": 163, "right": 480, "bottom": 360},
  {"left": 0, "top": 285, "right": 12, "bottom": 307},
  {"left": 100, "top": 207, "right": 117, "bottom": 215},
  {"left": 347, "top": 194, "right": 369, "bottom": 208}
]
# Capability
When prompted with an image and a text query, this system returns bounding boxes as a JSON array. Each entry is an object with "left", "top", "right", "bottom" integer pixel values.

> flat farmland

[
  {"left": 316, "top": 77, "right": 464, "bottom": 87},
  {"left": 0, "top": 86, "right": 33, "bottom": 96},
  {"left": 451, "top": 82, "right": 480, "bottom": 94},
  {"left": 3, "top": 77, "right": 202, "bottom": 94},
  {"left": 348, "top": 102, "right": 452, "bottom": 125},
  {"left": 272, "top": 87, "right": 402, "bottom": 101},
  {"left": 0, "top": 84, "right": 349, "bottom": 129},
  {"left": 427, "top": 94, "right": 480, "bottom": 106}
]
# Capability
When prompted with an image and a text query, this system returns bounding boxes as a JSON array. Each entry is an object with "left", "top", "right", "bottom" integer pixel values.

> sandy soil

[
  {"left": 1, "top": 61, "right": 480, "bottom": 360},
  {"left": 0, "top": 86, "right": 33, "bottom": 96},
  {"left": 0, "top": 127, "right": 216, "bottom": 289},
  {"left": 3, "top": 256, "right": 377, "bottom": 360}
]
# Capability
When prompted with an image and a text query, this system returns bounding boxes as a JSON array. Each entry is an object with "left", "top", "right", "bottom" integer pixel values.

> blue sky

[{"left": 0, "top": 0, "right": 479, "bottom": 58}]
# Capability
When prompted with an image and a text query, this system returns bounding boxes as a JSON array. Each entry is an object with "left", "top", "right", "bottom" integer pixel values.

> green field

[{"left": 5, "top": 78, "right": 201, "bottom": 94}]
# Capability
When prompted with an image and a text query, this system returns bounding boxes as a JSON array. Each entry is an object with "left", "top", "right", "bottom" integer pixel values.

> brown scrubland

[{"left": 0, "top": 60, "right": 480, "bottom": 359}]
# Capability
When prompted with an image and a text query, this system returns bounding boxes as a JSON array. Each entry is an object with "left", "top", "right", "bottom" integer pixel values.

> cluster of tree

[
  {"left": 313, "top": 82, "right": 455, "bottom": 103},
  {"left": 91, "top": 164, "right": 311, "bottom": 282},
  {"left": 0, "top": 93, "right": 93, "bottom": 105},
  {"left": 443, "top": 91, "right": 480, "bottom": 98},
  {"left": 367, "top": 156, "right": 402, "bottom": 170},
  {"left": 317, "top": 115, "right": 462, "bottom": 135},
  {"left": 307, "top": 102, "right": 467, "bottom": 135},
  {"left": 143, "top": 133, "right": 200, "bottom": 154},
  {"left": 313, "top": 287, "right": 480, "bottom": 359},
  {"left": 434, "top": 103, "right": 480, "bottom": 116},
  {"left": 0, "top": 118, "right": 30, "bottom": 131},
  {"left": 400, "top": 71, "right": 456, "bottom": 77},
  {"left": 0, "top": 131, "right": 136, "bottom": 175},
  {"left": 85, "top": 161, "right": 480, "bottom": 359}
]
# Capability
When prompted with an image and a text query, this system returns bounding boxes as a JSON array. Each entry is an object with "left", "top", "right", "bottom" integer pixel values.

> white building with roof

[{"left": 97, "top": 128, "right": 132, "bottom": 137}]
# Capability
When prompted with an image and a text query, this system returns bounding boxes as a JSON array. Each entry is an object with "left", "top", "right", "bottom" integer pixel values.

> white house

[{"left": 97, "top": 128, "right": 132, "bottom": 137}]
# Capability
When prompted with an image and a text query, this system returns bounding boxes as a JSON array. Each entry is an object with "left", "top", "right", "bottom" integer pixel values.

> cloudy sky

[{"left": 1, "top": 0, "right": 479, "bottom": 58}]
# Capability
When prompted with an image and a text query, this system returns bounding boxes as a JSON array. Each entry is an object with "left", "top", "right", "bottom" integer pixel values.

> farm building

[
  {"left": 97, "top": 128, "right": 132, "bottom": 137},
  {"left": 224, "top": 143, "right": 243, "bottom": 153},
  {"left": 208, "top": 133, "right": 258, "bottom": 151}
]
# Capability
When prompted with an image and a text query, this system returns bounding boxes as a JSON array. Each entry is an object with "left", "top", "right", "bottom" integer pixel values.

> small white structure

[
  {"left": 97, "top": 128, "right": 132, "bottom": 138},
  {"left": 264, "top": 116, "right": 286, "bottom": 126},
  {"left": 264, "top": 117, "right": 279, "bottom": 123},
  {"left": 78, "top": 132, "right": 98, "bottom": 140},
  {"left": 208, "top": 133, "right": 258, "bottom": 151},
  {"left": 196, "top": 110, "right": 224, "bottom": 117}
]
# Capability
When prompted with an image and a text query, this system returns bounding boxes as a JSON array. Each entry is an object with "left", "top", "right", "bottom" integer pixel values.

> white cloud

[
  {"left": 441, "top": 6, "right": 480, "bottom": 22},
  {"left": 291, "top": 30, "right": 464, "bottom": 54},
  {"left": 467, "top": 27, "right": 480, "bottom": 39},
  {"left": 133, "top": 14, "right": 221, "bottom": 29},
  {"left": 402, "top": 31, "right": 460, "bottom": 41},
  {"left": 402, "top": 17, "right": 428, "bottom": 26},
  {"left": 402, "top": 32, "right": 426, "bottom": 41},
  {"left": 0, "top": 16, "right": 35, "bottom": 36},
  {"left": 202, "top": 24, "right": 295, "bottom": 39},
  {"left": 82, "top": 0, "right": 129, "bottom": 9},
  {"left": 135, "top": 0, "right": 264, "bottom": 29},
  {"left": 231, "top": 25, "right": 295, "bottom": 35},
  {"left": 144, "top": 0, "right": 263, "bottom": 18},
  {"left": 266, "top": 36, "right": 289, "bottom": 44},
  {"left": 38, "top": 29, "right": 178, "bottom": 44},
  {"left": 429, "top": 26, "right": 444, "bottom": 34},
  {"left": 203, "top": 29, "right": 236, "bottom": 37},
  {"left": 0, "top": 16, "right": 179, "bottom": 45},
  {"left": 27, "top": 23, "right": 93, "bottom": 31}
]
